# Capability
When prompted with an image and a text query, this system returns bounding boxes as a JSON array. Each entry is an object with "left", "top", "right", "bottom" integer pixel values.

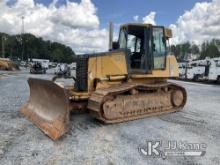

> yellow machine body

[
  {"left": 20, "top": 23, "right": 186, "bottom": 140},
  {"left": 69, "top": 52, "right": 179, "bottom": 98},
  {"left": 0, "top": 58, "right": 19, "bottom": 71}
]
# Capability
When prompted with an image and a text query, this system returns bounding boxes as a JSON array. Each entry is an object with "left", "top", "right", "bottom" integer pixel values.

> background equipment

[{"left": 30, "top": 61, "right": 46, "bottom": 74}]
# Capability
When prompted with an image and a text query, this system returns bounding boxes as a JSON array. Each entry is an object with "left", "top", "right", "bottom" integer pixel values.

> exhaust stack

[{"left": 109, "top": 21, "right": 113, "bottom": 50}]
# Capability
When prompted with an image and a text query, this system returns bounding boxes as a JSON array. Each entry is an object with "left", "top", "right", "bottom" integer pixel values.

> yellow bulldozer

[
  {"left": 20, "top": 23, "right": 187, "bottom": 140},
  {"left": 0, "top": 58, "right": 19, "bottom": 71}
]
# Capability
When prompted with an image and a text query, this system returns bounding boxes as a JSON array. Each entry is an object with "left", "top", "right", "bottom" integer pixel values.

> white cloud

[
  {"left": 170, "top": 0, "right": 220, "bottom": 45},
  {"left": 0, "top": 0, "right": 108, "bottom": 54},
  {"left": 50, "top": 0, "right": 99, "bottom": 29},
  {"left": 133, "top": 15, "right": 139, "bottom": 22},
  {"left": 142, "top": 11, "right": 156, "bottom": 25}
]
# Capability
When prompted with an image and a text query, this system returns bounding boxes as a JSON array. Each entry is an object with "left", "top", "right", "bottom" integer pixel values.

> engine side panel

[{"left": 88, "top": 50, "right": 128, "bottom": 91}]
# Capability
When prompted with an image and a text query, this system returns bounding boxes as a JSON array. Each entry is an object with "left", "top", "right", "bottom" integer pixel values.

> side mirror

[{"left": 112, "top": 42, "right": 119, "bottom": 50}]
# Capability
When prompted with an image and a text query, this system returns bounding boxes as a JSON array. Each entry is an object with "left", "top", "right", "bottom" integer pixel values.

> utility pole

[
  {"left": 1, "top": 36, "right": 4, "bottom": 58},
  {"left": 1, "top": 35, "right": 7, "bottom": 58},
  {"left": 21, "top": 16, "right": 24, "bottom": 61}
]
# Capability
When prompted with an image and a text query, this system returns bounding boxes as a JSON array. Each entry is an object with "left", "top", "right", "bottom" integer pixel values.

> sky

[
  {"left": 34, "top": 0, "right": 211, "bottom": 27},
  {"left": 0, "top": 0, "right": 220, "bottom": 53}
]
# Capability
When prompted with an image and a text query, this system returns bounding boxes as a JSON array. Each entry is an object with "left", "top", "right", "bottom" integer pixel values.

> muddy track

[{"left": 88, "top": 82, "right": 187, "bottom": 123}]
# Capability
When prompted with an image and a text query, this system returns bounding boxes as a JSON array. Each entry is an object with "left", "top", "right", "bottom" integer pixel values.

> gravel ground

[{"left": 0, "top": 68, "right": 220, "bottom": 165}]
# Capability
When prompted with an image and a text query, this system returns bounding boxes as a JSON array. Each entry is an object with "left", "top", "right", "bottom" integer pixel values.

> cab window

[
  {"left": 152, "top": 27, "right": 166, "bottom": 69},
  {"left": 127, "top": 34, "right": 141, "bottom": 53},
  {"left": 119, "top": 29, "right": 127, "bottom": 49}
]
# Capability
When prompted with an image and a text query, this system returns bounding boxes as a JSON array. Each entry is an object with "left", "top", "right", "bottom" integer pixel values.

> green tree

[
  {"left": 0, "top": 32, "right": 76, "bottom": 63},
  {"left": 200, "top": 39, "right": 220, "bottom": 59},
  {"left": 171, "top": 42, "right": 200, "bottom": 61}
]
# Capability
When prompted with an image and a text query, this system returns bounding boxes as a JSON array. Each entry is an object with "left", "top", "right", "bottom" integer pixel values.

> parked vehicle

[
  {"left": 54, "top": 64, "right": 71, "bottom": 77},
  {"left": 30, "top": 62, "right": 46, "bottom": 74},
  {"left": 20, "top": 61, "right": 28, "bottom": 67},
  {"left": 69, "top": 62, "right": 76, "bottom": 70},
  {"left": 49, "top": 62, "right": 57, "bottom": 68},
  {"left": 186, "top": 60, "right": 207, "bottom": 81},
  {"left": 204, "top": 58, "right": 220, "bottom": 82},
  {"left": 178, "top": 57, "right": 220, "bottom": 82},
  {"left": 30, "top": 59, "right": 49, "bottom": 69}
]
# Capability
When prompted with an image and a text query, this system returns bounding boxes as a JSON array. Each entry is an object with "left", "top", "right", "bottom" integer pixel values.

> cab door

[{"left": 151, "top": 27, "right": 167, "bottom": 70}]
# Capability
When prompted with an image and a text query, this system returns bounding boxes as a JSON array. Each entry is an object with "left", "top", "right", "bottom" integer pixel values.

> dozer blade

[{"left": 20, "top": 78, "right": 70, "bottom": 140}]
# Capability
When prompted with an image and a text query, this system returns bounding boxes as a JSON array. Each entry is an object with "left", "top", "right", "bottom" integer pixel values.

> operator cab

[{"left": 115, "top": 24, "right": 169, "bottom": 74}]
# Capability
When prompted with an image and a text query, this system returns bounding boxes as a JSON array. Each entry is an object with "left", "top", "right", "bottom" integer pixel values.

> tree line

[
  {"left": 0, "top": 33, "right": 76, "bottom": 63},
  {"left": 171, "top": 39, "right": 220, "bottom": 61},
  {"left": 1, "top": 32, "right": 220, "bottom": 63}
]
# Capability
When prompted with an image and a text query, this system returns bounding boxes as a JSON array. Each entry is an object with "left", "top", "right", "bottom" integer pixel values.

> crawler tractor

[{"left": 20, "top": 23, "right": 187, "bottom": 140}]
